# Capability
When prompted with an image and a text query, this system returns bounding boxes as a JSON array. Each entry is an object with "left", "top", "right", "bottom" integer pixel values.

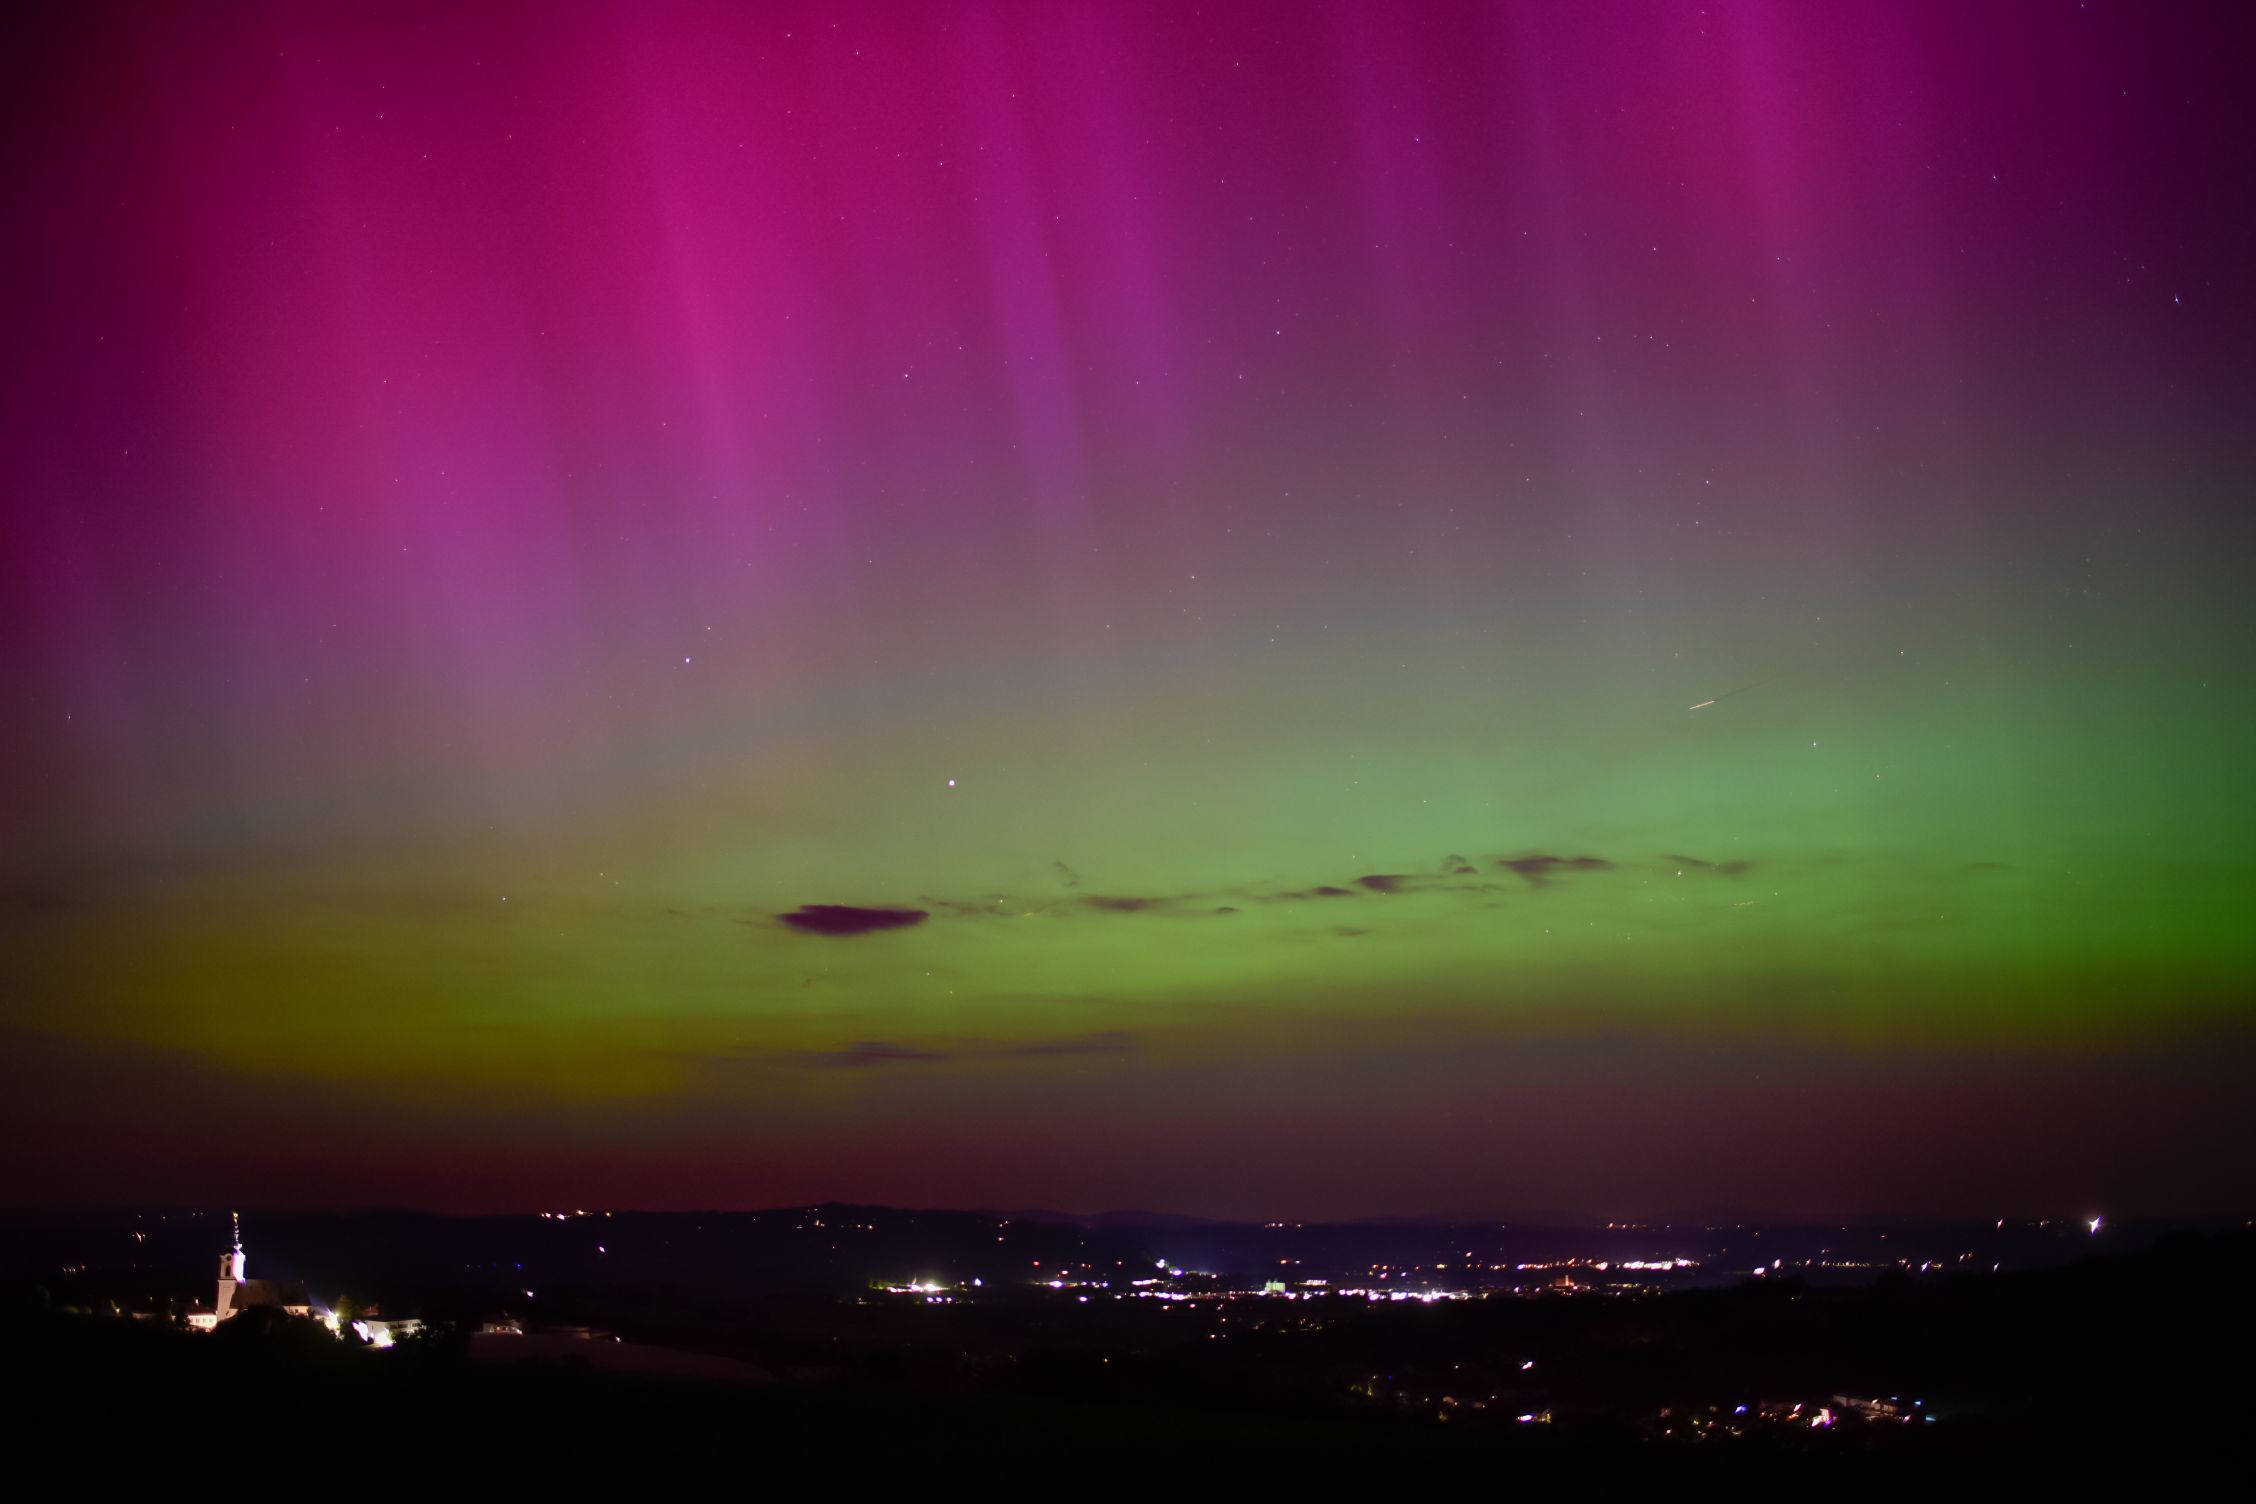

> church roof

[{"left": 228, "top": 1279, "right": 310, "bottom": 1308}]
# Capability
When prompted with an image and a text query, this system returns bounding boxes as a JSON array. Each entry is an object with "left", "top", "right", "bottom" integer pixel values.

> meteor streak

[{"left": 1686, "top": 670, "right": 1788, "bottom": 711}]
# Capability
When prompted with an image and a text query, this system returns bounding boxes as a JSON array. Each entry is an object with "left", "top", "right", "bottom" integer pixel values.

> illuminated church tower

[
  {"left": 215, "top": 1212, "right": 247, "bottom": 1312},
  {"left": 188, "top": 1211, "right": 311, "bottom": 1330}
]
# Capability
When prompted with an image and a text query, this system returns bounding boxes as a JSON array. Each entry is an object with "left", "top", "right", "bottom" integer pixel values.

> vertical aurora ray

[{"left": 2, "top": 0, "right": 2251, "bottom": 1216}]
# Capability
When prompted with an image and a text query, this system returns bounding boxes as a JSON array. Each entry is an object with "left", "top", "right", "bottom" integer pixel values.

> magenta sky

[{"left": 3, "top": 2, "right": 2253, "bottom": 1217}]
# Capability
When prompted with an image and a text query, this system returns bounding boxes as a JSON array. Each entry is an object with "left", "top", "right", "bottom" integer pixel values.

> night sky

[{"left": 3, "top": 1, "right": 2252, "bottom": 1219}]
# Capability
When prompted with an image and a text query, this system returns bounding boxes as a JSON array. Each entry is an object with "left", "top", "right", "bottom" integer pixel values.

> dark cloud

[
  {"left": 1332, "top": 926, "right": 1368, "bottom": 938},
  {"left": 900, "top": 887, "right": 1238, "bottom": 922},
  {"left": 918, "top": 894, "right": 1013, "bottom": 918},
  {"left": 781, "top": 852, "right": 1686, "bottom": 937},
  {"left": 777, "top": 904, "right": 929, "bottom": 936},
  {"left": 1499, "top": 855, "right": 1614, "bottom": 883},
  {"left": 1664, "top": 855, "right": 1752, "bottom": 876}
]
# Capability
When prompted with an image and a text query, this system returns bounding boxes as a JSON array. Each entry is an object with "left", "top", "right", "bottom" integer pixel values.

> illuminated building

[{"left": 184, "top": 1213, "right": 312, "bottom": 1330}]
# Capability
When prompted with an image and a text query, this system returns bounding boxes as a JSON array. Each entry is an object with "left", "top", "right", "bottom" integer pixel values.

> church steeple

[{"left": 220, "top": 1211, "right": 246, "bottom": 1284}]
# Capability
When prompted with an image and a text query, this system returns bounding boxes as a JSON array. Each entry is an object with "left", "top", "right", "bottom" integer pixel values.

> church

[{"left": 185, "top": 1215, "right": 313, "bottom": 1330}]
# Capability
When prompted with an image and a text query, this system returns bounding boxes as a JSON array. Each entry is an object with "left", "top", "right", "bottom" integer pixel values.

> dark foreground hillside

[{"left": 11, "top": 1229, "right": 2249, "bottom": 1483}]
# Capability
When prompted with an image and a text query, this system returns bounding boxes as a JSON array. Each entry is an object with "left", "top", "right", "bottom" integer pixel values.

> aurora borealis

[{"left": 3, "top": 0, "right": 2252, "bottom": 1218}]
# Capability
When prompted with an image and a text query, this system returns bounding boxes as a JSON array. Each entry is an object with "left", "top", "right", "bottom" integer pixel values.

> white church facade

[{"left": 185, "top": 1215, "right": 312, "bottom": 1330}]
